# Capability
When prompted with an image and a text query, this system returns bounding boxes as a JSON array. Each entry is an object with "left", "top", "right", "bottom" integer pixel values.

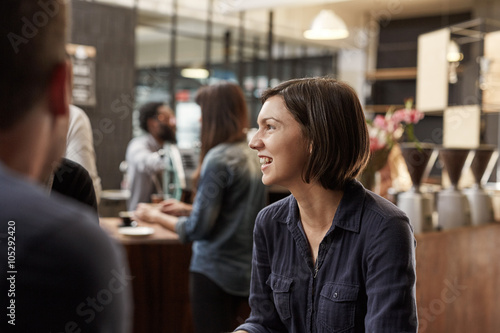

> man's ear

[{"left": 48, "top": 61, "right": 70, "bottom": 117}]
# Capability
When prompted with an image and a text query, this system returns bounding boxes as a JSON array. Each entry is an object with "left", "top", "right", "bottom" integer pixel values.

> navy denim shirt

[
  {"left": 176, "top": 141, "right": 267, "bottom": 296},
  {"left": 236, "top": 180, "right": 417, "bottom": 332}
]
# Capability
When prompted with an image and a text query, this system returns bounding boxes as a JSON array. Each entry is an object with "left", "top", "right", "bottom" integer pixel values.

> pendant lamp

[{"left": 304, "top": 9, "right": 349, "bottom": 40}]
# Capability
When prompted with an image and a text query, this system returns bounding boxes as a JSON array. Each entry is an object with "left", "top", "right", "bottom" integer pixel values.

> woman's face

[{"left": 249, "top": 96, "right": 310, "bottom": 188}]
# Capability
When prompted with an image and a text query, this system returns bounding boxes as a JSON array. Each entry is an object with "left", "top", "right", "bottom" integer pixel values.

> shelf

[
  {"left": 364, "top": 104, "right": 405, "bottom": 113},
  {"left": 366, "top": 67, "right": 417, "bottom": 81}
]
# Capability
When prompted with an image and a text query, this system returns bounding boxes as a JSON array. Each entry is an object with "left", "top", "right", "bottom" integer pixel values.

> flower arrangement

[
  {"left": 367, "top": 98, "right": 424, "bottom": 152},
  {"left": 359, "top": 98, "right": 424, "bottom": 191}
]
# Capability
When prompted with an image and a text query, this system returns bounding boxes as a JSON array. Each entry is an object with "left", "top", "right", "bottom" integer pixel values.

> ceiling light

[
  {"left": 304, "top": 9, "right": 349, "bottom": 40},
  {"left": 181, "top": 67, "right": 209, "bottom": 79},
  {"left": 447, "top": 40, "right": 463, "bottom": 62}
]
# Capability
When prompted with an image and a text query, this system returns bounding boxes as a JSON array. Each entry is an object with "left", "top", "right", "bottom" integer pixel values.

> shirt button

[{"left": 333, "top": 292, "right": 338, "bottom": 298}]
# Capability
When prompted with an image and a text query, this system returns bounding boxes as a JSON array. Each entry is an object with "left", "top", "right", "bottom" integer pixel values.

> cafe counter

[{"left": 100, "top": 218, "right": 193, "bottom": 333}]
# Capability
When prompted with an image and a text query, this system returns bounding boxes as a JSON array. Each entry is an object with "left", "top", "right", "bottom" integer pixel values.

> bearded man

[{"left": 125, "top": 102, "right": 179, "bottom": 210}]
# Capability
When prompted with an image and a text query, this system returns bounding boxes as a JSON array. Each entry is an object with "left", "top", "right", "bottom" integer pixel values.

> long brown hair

[{"left": 192, "top": 81, "right": 249, "bottom": 186}]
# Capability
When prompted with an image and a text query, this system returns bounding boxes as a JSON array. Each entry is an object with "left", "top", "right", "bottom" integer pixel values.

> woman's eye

[{"left": 266, "top": 124, "right": 275, "bottom": 130}]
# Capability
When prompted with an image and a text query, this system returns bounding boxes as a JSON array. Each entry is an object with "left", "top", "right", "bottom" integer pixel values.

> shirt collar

[
  {"left": 146, "top": 133, "right": 163, "bottom": 151},
  {"left": 272, "top": 179, "right": 366, "bottom": 234}
]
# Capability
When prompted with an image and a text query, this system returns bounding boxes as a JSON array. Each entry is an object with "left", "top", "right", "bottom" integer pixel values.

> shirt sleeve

[
  {"left": 126, "top": 139, "right": 164, "bottom": 174},
  {"left": 234, "top": 210, "right": 287, "bottom": 333},
  {"left": 175, "top": 156, "right": 227, "bottom": 243},
  {"left": 364, "top": 216, "right": 418, "bottom": 332},
  {"left": 66, "top": 105, "right": 102, "bottom": 203}
]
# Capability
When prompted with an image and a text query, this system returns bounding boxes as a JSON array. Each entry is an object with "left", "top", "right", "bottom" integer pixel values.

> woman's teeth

[{"left": 260, "top": 157, "right": 272, "bottom": 164}]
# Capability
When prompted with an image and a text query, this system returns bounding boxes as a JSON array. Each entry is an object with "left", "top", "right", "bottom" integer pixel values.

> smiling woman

[
  {"left": 250, "top": 95, "right": 310, "bottom": 189},
  {"left": 237, "top": 77, "right": 418, "bottom": 333},
  {"left": 250, "top": 77, "right": 370, "bottom": 192}
]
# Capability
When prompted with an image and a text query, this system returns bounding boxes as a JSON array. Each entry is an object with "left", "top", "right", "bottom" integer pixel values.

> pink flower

[
  {"left": 391, "top": 109, "right": 406, "bottom": 124},
  {"left": 373, "top": 115, "right": 388, "bottom": 130},
  {"left": 366, "top": 99, "right": 424, "bottom": 152},
  {"left": 392, "top": 108, "right": 424, "bottom": 125},
  {"left": 370, "top": 136, "right": 386, "bottom": 151}
]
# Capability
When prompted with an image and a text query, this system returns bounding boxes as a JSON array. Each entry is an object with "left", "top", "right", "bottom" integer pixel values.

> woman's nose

[{"left": 248, "top": 130, "right": 262, "bottom": 150}]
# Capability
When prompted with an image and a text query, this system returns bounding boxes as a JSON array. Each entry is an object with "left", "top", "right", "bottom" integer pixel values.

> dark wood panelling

[
  {"left": 376, "top": 13, "right": 472, "bottom": 69},
  {"left": 70, "top": 0, "right": 136, "bottom": 190},
  {"left": 370, "top": 12, "right": 473, "bottom": 110}
]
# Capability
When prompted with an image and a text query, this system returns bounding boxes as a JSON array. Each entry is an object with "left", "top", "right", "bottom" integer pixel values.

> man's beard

[{"left": 159, "top": 124, "right": 176, "bottom": 143}]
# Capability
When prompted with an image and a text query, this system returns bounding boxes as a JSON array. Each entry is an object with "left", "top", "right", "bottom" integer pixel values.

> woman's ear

[{"left": 48, "top": 61, "right": 70, "bottom": 118}]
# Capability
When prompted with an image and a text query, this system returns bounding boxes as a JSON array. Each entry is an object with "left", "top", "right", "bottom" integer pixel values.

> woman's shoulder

[
  {"left": 364, "top": 190, "right": 408, "bottom": 221},
  {"left": 204, "top": 141, "right": 256, "bottom": 168},
  {"left": 256, "top": 194, "right": 294, "bottom": 224},
  {"left": 340, "top": 180, "right": 410, "bottom": 233},
  {"left": 206, "top": 141, "right": 248, "bottom": 157},
  {"left": 357, "top": 189, "right": 413, "bottom": 239}
]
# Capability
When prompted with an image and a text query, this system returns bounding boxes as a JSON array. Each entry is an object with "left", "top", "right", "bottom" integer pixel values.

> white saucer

[{"left": 118, "top": 226, "right": 154, "bottom": 237}]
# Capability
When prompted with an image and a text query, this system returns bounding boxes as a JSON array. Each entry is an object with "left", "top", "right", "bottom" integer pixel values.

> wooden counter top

[{"left": 100, "top": 217, "right": 181, "bottom": 245}]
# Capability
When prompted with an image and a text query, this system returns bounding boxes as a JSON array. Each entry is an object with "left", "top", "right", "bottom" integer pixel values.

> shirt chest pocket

[
  {"left": 266, "top": 273, "right": 293, "bottom": 321},
  {"left": 318, "top": 282, "right": 359, "bottom": 333}
]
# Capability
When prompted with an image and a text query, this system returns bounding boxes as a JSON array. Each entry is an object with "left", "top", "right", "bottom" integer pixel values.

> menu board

[
  {"left": 443, "top": 105, "right": 480, "bottom": 148},
  {"left": 66, "top": 43, "right": 97, "bottom": 107}
]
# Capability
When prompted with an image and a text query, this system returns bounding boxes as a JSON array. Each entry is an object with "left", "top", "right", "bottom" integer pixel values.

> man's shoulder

[
  {"left": 0, "top": 168, "right": 131, "bottom": 333},
  {"left": 0, "top": 167, "right": 101, "bottom": 241},
  {"left": 69, "top": 104, "right": 91, "bottom": 125},
  {"left": 126, "top": 134, "right": 157, "bottom": 155},
  {"left": 127, "top": 134, "right": 150, "bottom": 146}
]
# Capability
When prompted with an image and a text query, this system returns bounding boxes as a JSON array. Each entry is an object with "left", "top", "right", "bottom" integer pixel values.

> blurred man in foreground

[{"left": 0, "top": 1, "right": 131, "bottom": 331}]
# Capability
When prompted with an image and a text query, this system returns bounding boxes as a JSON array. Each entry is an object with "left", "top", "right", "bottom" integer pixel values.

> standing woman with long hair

[{"left": 133, "top": 81, "right": 267, "bottom": 333}]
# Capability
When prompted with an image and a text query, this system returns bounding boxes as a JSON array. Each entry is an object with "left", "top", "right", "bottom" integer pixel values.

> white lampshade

[
  {"left": 447, "top": 40, "right": 463, "bottom": 62},
  {"left": 304, "top": 9, "right": 349, "bottom": 40}
]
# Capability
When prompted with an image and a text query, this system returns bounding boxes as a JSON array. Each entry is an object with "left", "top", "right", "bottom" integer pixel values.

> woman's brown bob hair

[{"left": 261, "top": 77, "right": 370, "bottom": 190}]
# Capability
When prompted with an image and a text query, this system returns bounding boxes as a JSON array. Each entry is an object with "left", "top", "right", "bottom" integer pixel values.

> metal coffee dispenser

[
  {"left": 397, "top": 143, "right": 437, "bottom": 233},
  {"left": 437, "top": 148, "right": 472, "bottom": 229},
  {"left": 464, "top": 145, "right": 498, "bottom": 226}
]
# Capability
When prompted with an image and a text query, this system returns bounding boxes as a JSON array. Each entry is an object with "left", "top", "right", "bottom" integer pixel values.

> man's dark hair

[
  {"left": 139, "top": 102, "right": 163, "bottom": 133},
  {"left": 0, "top": 0, "right": 68, "bottom": 130},
  {"left": 261, "top": 77, "right": 370, "bottom": 191}
]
